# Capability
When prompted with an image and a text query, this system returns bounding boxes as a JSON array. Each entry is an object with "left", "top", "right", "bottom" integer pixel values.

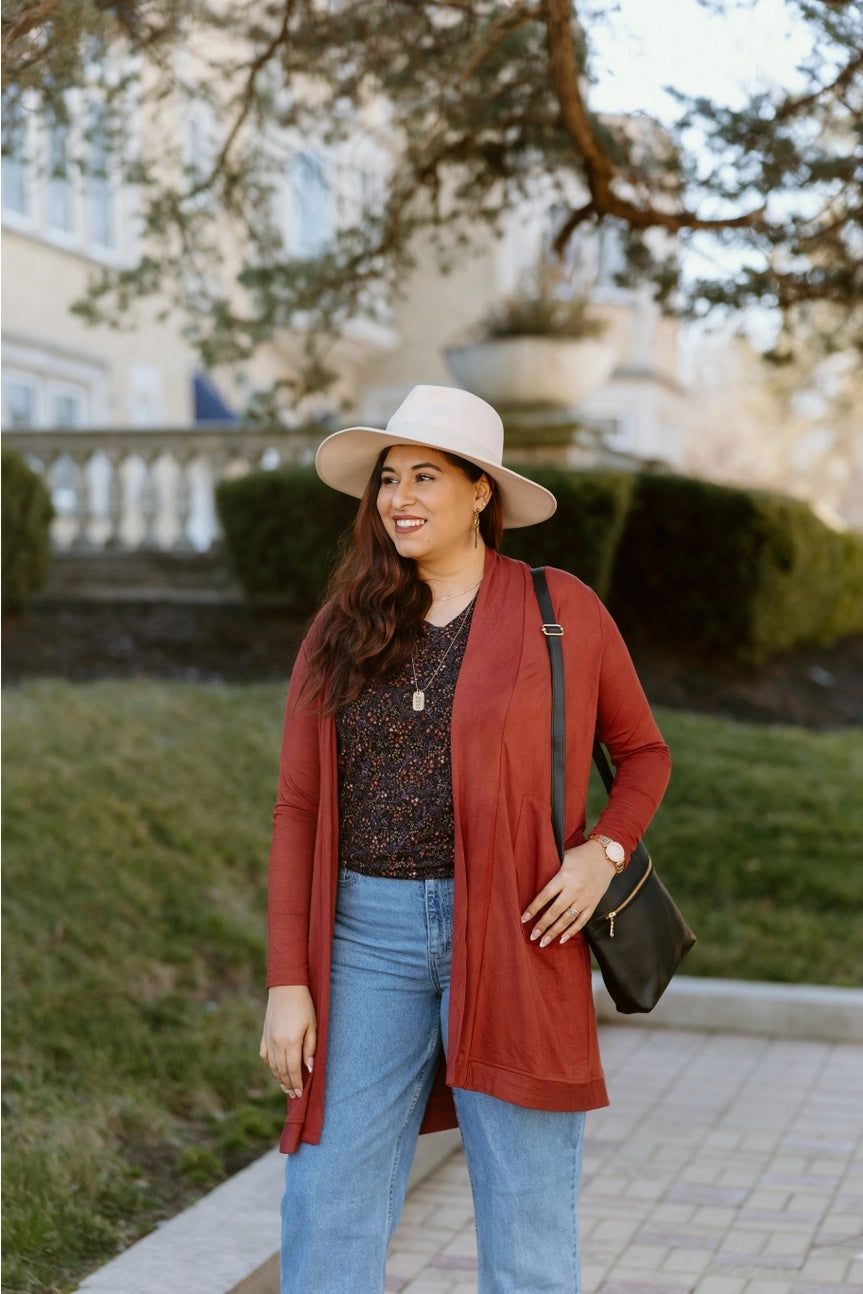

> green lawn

[{"left": 3, "top": 679, "right": 862, "bottom": 1293}]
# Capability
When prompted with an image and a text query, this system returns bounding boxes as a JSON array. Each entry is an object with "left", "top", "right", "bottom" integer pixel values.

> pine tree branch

[
  {"left": 545, "top": 0, "right": 766, "bottom": 238},
  {"left": 455, "top": 1, "right": 538, "bottom": 86},
  {"left": 2, "top": 0, "right": 64, "bottom": 49},
  {"left": 185, "top": 2, "right": 296, "bottom": 201},
  {"left": 772, "top": 47, "right": 863, "bottom": 122}
]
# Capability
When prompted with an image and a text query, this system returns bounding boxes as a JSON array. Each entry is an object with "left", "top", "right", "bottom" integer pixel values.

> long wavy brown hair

[{"left": 304, "top": 448, "right": 503, "bottom": 712}]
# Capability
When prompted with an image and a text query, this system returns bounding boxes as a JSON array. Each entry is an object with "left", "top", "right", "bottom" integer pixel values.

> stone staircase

[{"left": 40, "top": 547, "right": 244, "bottom": 603}]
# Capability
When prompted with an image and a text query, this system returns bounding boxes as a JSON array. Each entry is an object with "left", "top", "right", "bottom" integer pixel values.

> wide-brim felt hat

[{"left": 315, "top": 385, "right": 557, "bottom": 528}]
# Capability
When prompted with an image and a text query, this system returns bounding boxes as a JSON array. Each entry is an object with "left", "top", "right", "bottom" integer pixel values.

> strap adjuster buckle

[{"left": 541, "top": 623, "right": 564, "bottom": 637}]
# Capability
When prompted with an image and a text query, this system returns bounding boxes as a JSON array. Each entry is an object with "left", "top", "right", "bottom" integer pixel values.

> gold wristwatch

[{"left": 589, "top": 834, "right": 626, "bottom": 874}]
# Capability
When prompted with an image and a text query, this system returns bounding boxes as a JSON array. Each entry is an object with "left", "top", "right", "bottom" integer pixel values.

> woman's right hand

[{"left": 260, "top": 985, "right": 317, "bottom": 1099}]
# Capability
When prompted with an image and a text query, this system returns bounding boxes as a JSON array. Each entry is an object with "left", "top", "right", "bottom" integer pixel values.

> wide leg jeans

[{"left": 281, "top": 869, "right": 585, "bottom": 1293}]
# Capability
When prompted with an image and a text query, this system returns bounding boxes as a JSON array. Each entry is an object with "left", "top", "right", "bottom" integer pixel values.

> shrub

[
  {"left": 476, "top": 293, "right": 607, "bottom": 341},
  {"left": 503, "top": 467, "right": 635, "bottom": 599},
  {"left": 218, "top": 462, "right": 633, "bottom": 605},
  {"left": 822, "top": 528, "right": 863, "bottom": 643},
  {"left": 217, "top": 460, "right": 863, "bottom": 665},
  {"left": 215, "top": 465, "right": 358, "bottom": 610},
  {"left": 1, "top": 448, "right": 54, "bottom": 612},
  {"left": 610, "top": 473, "right": 863, "bottom": 662}
]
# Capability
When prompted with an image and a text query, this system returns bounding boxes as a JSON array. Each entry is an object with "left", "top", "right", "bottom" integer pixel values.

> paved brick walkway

[{"left": 385, "top": 1025, "right": 863, "bottom": 1294}]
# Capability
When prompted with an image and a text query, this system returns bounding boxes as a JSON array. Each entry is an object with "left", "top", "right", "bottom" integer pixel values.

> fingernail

[
  {"left": 560, "top": 935, "right": 569, "bottom": 946},
  {"left": 521, "top": 913, "right": 530, "bottom": 923},
  {"left": 539, "top": 935, "right": 550, "bottom": 948},
  {"left": 306, "top": 1058, "right": 314, "bottom": 1073},
  {"left": 293, "top": 1088, "right": 303, "bottom": 1099},
  {"left": 530, "top": 929, "right": 540, "bottom": 942}
]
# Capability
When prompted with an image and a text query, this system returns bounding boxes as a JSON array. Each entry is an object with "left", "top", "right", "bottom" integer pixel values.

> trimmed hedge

[
  {"left": 216, "top": 464, "right": 634, "bottom": 609},
  {"left": 609, "top": 474, "right": 863, "bottom": 662},
  {"left": 215, "top": 465, "right": 358, "bottom": 610},
  {"left": 216, "top": 462, "right": 863, "bottom": 663},
  {"left": 502, "top": 467, "right": 634, "bottom": 600},
  {"left": 2, "top": 448, "right": 54, "bottom": 612}
]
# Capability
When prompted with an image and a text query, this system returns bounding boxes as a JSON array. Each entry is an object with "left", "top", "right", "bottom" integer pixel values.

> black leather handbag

[{"left": 531, "top": 567, "right": 695, "bottom": 1014}]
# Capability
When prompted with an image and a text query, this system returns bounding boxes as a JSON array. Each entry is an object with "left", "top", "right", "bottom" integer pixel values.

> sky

[{"left": 587, "top": 0, "right": 813, "bottom": 120}]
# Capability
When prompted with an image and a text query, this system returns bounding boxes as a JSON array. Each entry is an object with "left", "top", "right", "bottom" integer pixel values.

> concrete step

[{"left": 41, "top": 548, "right": 244, "bottom": 603}]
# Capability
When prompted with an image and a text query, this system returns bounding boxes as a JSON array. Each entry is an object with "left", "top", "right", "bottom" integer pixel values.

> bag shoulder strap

[
  {"left": 530, "top": 567, "right": 566, "bottom": 859},
  {"left": 530, "top": 566, "right": 617, "bottom": 863}
]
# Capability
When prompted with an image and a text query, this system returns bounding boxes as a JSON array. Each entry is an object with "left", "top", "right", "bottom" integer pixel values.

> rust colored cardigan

[{"left": 267, "top": 551, "right": 671, "bottom": 1153}]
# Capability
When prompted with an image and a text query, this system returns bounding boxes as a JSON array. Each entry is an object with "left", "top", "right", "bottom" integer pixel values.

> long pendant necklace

[{"left": 410, "top": 599, "right": 475, "bottom": 712}]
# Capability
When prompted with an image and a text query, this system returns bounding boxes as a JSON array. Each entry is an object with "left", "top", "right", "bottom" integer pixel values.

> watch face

[{"left": 607, "top": 840, "right": 625, "bottom": 865}]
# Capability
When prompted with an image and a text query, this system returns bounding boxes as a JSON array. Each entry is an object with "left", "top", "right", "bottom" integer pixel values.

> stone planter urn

[{"left": 443, "top": 336, "right": 617, "bottom": 409}]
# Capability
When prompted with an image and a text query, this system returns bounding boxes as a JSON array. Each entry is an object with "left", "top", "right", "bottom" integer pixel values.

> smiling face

[{"left": 376, "top": 445, "right": 491, "bottom": 574}]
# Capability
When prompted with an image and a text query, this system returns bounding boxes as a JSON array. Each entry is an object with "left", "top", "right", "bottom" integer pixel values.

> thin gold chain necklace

[
  {"left": 410, "top": 599, "right": 474, "bottom": 712},
  {"left": 430, "top": 578, "right": 483, "bottom": 603}
]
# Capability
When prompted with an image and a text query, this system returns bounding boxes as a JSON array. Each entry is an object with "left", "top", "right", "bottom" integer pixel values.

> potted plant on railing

[{"left": 443, "top": 286, "right": 617, "bottom": 409}]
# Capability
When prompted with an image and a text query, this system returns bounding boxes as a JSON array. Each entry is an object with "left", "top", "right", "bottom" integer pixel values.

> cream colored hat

[{"left": 315, "top": 385, "right": 557, "bottom": 528}]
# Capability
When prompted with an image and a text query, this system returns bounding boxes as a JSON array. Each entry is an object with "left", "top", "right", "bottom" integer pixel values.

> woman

[{"left": 260, "top": 384, "right": 671, "bottom": 1293}]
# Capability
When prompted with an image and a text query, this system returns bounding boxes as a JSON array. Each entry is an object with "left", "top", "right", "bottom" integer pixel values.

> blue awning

[{"left": 194, "top": 372, "right": 238, "bottom": 423}]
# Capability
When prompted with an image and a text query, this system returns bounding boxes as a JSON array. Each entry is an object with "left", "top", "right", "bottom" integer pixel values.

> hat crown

[{"left": 386, "top": 385, "right": 504, "bottom": 468}]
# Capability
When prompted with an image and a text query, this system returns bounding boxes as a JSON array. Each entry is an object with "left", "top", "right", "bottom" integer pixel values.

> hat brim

[{"left": 315, "top": 426, "right": 557, "bottom": 529}]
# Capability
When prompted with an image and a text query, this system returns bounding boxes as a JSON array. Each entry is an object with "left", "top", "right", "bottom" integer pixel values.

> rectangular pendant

[{"left": 412, "top": 690, "right": 425, "bottom": 712}]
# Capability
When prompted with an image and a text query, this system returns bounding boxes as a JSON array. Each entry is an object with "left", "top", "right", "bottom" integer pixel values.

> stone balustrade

[{"left": 3, "top": 424, "right": 322, "bottom": 553}]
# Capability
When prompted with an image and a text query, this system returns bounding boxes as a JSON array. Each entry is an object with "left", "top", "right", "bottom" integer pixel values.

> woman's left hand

[{"left": 521, "top": 840, "right": 615, "bottom": 948}]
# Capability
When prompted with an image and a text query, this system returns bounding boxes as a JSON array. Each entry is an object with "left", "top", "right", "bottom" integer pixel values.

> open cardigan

[{"left": 267, "top": 551, "right": 671, "bottom": 1152}]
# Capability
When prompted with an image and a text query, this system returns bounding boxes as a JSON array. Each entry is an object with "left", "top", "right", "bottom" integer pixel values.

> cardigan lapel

[
  {"left": 451, "top": 550, "right": 528, "bottom": 814},
  {"left": 447, "top": 552, "right": 531, "bottom": 1071}
]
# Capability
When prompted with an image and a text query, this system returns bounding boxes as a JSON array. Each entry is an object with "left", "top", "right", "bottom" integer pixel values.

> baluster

[
  {"left": 39, "top": 454, "right": 61, "bottom": 551},
  {"left": 140, "top": 452, "right": 159, "bottom": 549},
  {"left": 45, "top": 453, "right": 65, "bottom": 550},
  {"left": 105, "top": 451, "right": 124, "bottom": 548},
  {"left": 206, "top": 448, "right": 227, "bottom": 551},
  {"left": 72, "top": 450, "right": 93, "bottom": 551},
  {"left": 174, "top": 452, "right": 194, "bottom": 551}
]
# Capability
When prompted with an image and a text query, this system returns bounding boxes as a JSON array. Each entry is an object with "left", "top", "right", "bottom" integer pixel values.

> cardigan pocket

[{"left": 512, "top": 794, "right": 561, "bottom": 915}]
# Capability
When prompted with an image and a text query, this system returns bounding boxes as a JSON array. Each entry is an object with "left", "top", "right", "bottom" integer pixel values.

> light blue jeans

[{"left": 281, "top": 869, "right": 585, "bottom": 1293}]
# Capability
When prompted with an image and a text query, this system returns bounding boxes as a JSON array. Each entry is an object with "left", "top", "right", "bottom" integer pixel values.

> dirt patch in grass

[
  {"left": 4, "top": 597, "right": 862, "bottom": 729},
  {"left": 622, "top": 629, "right": 863, "bottom": 730}
]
